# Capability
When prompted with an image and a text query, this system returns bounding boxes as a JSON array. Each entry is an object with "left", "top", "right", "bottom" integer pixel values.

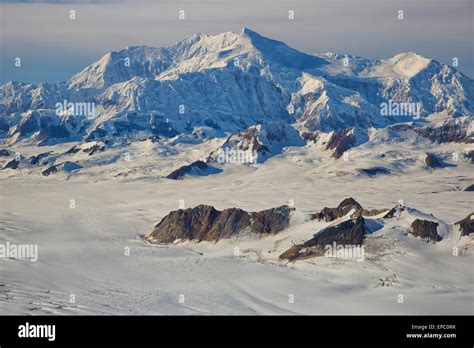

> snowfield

[
  {"left": 0, "top": 28, "right": 473, "bottom": 315},
  {"left": 0, "top": 139, "right": 472, "bottom": 315}
]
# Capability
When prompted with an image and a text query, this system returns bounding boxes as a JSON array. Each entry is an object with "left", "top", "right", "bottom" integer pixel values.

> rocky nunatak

[
  {"left": 149, "top": 198, "right": 471, "bottom": 261},
  {"left": 455, "top": 213, "right": 474, "bottom": 237},
  {"left": 279, "top": 197, "right": 449, "bottom": 261},
  {"left": 424, "top": 152, "right": 443, "bottom": 169},
  {"left": 280, "top": 198, "right": 381, "bottom": 261},
  {"left": 280, "top": 216, "right": 366, "bottom": 261},
  {"left": 312, "top": 197, "right": 387, "bottom": 222},
  {"left": 410, "top": 219, "right": 442, "bottom": 242},
  {"left": 166, "top": 160, "right": 222, "bottom": 180},
  {"left": 148, "top": 205, "right": 293, "bottom": 243}
]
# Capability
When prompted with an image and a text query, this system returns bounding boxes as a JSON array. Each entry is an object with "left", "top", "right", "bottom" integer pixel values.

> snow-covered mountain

[
  {"left": 1, "top": 26, "right": 473, "bottom": 318},
  {"left": 1, "top": 28, "right": 472, "bottom": 148},
  {"left": 207, "top": 122, "right": 304, "bottom": 164}
]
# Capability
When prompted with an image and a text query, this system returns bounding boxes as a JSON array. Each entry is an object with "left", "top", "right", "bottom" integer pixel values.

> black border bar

[{"left": 0, "top": 315, "right": 472, "bottom": 346}]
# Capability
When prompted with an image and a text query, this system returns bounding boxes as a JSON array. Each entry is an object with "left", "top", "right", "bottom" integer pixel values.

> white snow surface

[
  {"left": 0, "top": 137, "right": 473, "bottom": 315},
  {"left": 0, "top": 28, "right": 473, "bottom": 315},
  {"left": 1, "top": 28, "right": 473, "bottom": 146}
]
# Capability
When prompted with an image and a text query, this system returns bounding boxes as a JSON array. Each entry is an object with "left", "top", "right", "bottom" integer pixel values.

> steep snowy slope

[
  {"left": 0, "top": 28, "right": 473, "bottom": 147},
  {"left": 319, "top": 52, "right": 474, "bottom": 117}
]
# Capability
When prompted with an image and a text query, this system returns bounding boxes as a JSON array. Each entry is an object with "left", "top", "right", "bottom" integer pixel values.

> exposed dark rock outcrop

[
  {"left": 41, "top": 161, "right": 82, "bottom": 176},
  {"left": 2, "top": 154, "right": 25, "bottom": 169},
  {"left": 410, "top": 219, "right": 442, "bottom": 242},
  {"left": 41, "top": 165, "right": 58, "bottom": 176},
  {"left": 306, "top": 216, "right": 366, "bottom": 246},
  {"left": 250, "top": 206, "right": 293, "bottom": 234},
  {"left": 455, "top": 213, "right": 474, "bottom": 236},
  {"left": 325, "top": 128, "right": 356, "bottom": 159},
  {"left": 279, "top": 244, "right": 314, "bottom": 261},
  {"left": 2, "top": 158, "right": 19, "bottom": 170},
  {"left": 280, "top": 216, "right": 366, "bottom": 261},
  {"left": 166, "top": 160, "right": 222, "bottom": 180},
  {"left": 63, "top": 161, "right": 82, "bottom": 172},
  {"left": 388, "top": 124, "right": 413, "bottom": 132},
  {"left": 0, "top": 149, "right": 11, "bottom": 156},
  {"left": 383, "top": 205, "right": 406, "bottom": 218},
  {"left": 312, "top": 198, "right": 387, "bottom": 221},
  {"left": 300, "top": 131, "right": 319, "bottom": 143},
  {"left": 149, "top": 204, "right": 293, "bottom": 243},
  {"left": 358, "top": 166, "right": 391, "bottom": 177},
  {"left": 312, "top": 197, "right": 364, "bottom": 222},
  {"left": 424, "top": 153, "right": 443, "bottom": 169},
  {"left": 66, "top": 141, "right": 106, "bottom": 156},
  {"left": 207, "top": 123, "right": 303, "bottom": 164},
  {"left": 415, "top": 122, "right": 473, "bottom": 144},
  {"left": 65, "top": 146, "right": 81, "bottom": 155},
  {"left": 147, "top": 135, "right": 160, "bottom": 143},
  {"left": 463, "top": 184, "right": 474, "bottom": 192},
  {"left": 28, "top": 152, "right": 52, "bottom": 165},
  {"left": 362, "top": 208, "right": 390, "bottom": 217},
  {"left": 82, "top": 142, "right": 105, "bottom": 155},
  {"left": 464, "top": 150, "right": 474, "bottom": 163}
]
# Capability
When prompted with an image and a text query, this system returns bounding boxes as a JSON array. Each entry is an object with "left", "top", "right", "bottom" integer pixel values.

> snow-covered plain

[
  {"left": 0, "top": 137, "right": 473, "bottom": 315},
  {"left": 0, "top": 28, "right": 473, "bottom": 315}
]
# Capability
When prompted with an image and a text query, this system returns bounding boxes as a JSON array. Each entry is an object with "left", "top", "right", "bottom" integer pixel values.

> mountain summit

[{"left": 0, "top": 29, "right": 472, "bottom": 145}]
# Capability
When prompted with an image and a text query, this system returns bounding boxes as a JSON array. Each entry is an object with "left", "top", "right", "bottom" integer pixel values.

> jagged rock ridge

[
  {"left": 166, "top": 160, "right": 222, "bottom": 180},
  {"left": 455, "top": 213, "right": 474, "bottom": 236},
  {"left": 149, "top": 204, "right": 293, "bottom": 243},
  {"left": 410, "top": 219, "right": 442, "bottom": 242},
  {"left": 280, "top": 216, "right": 366, "bottom": 261},
  {"left": 312, "top": 197, "right": 387, "bottom": 222}
]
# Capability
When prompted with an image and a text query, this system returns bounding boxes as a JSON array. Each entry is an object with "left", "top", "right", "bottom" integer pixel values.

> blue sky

[{"left": 1, "top": 0, "right": 472, "bottom": 83}]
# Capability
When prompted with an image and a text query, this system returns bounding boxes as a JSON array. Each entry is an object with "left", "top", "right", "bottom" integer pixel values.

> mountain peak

[
  {"left": 390, "top": 52, "right": 430, "bottom": 62},
  {"left": 234, "top": 27, "right": 328, "bottom": 70},
  {"left": 239, "top": 27, "right": 261, "bottom": 38},
  {"left": 358, "top": 51, "right": 433, "bottom": 79},
  {"left": 386, "top": 52, "right": 432, "bottom": 78}
]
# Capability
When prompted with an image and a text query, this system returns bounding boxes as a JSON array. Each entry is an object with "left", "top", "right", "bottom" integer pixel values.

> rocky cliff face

[
  {"left": 280, "top": 216, "right": 366, "bottom": 261},
  {"left": 2, "top": 158, "right": 19, "bottom": 170},
  {"left": 455, "top": 213, "right": 474, "bottom": 237},
  {"left": 463, "top": 184, "right": 474, "bottom": 191},
  {"left": 383, "top": 204, "right": 406, "bottom": 218},
  {"left": 147, "top": 197, "right": 470, "bottom": 264},
  {"left": 312, "top": 197, "right": 364, "bottom": 221},
  {"left": 312, "top": 197, "right": 387, "bottom": 222},
  {"left": 415, "top": 119, "right": 473, "bottom": 144},
  {"left": 410, "top": 219, "right": 442, "bottom": 242},
  {"left": 324, "top": 127, "right": 370, "bottom": 159},
  {"left": 149, "top": 204, "right": 293, "bottom": 243},
  {"left": 424, "top": 153, "right": 443, "bottom": 169}
]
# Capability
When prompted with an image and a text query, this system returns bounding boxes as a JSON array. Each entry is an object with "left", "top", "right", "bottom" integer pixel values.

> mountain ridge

[{"left": 1, "top": 28, "right": 472, "bottom": 147}]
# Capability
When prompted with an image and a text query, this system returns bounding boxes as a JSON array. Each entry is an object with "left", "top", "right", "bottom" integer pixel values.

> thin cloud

[{"left": 1, "top": 0, "right": 472, "bottom": 83}]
